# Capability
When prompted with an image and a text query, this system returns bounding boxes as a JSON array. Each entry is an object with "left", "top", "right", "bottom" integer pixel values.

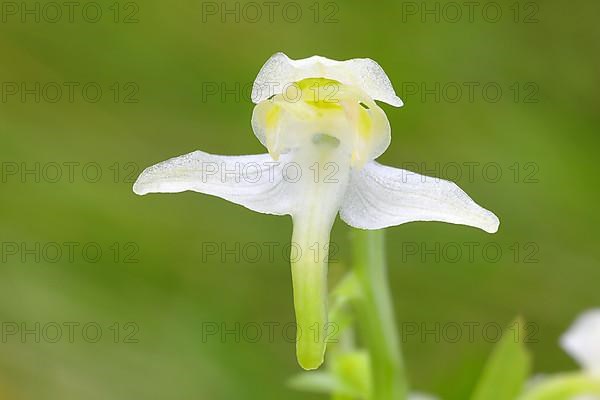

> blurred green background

[{"left": 0, "top": 0, "right": 599, "bottom": 398}]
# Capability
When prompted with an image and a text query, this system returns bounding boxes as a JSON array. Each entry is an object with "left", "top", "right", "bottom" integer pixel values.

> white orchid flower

[
  {"left": 562, "top": 310, "right": 600, "bottom": 400},
  {"left": 133, "top": 52, "right": 499, "bottom": 370},
  {"left": 561, "top": 309, "right": 600, "bottom": 377},
  {"left": 518, "top": 310, "right": 600, "bottom": 400}
]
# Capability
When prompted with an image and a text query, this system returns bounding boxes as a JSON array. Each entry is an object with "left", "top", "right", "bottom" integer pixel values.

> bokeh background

[{"left": 1, "top": 0, "right": 599, "bottom": 398}]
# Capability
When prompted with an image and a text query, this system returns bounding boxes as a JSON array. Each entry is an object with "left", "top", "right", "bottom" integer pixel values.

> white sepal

[
  {"left": 339, "top": 161, "right": 499, "bottom": 233},
  {"left": 133, "top": 151, "right": 295, "bottom": 216},
  {"left": 252, "top": 52, "right": 403, "bottom": 107}
]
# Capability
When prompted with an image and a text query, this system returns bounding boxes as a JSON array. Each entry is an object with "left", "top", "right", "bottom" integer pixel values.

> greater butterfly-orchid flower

[{"left": 133, "top": 53, "right": 499, "bottom": 370}]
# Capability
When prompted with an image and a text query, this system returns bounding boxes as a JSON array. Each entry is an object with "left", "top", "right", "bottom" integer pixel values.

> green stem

[{"left": 352, "top": 229, "right": 407, "bottom": 400}]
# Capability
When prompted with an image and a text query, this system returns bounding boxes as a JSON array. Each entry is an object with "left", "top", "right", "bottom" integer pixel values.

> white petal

[
  {"left": 339, "top": 161, "right": 500, "bottom": 233},
  {"left": 561, "top": 309, "right": 600, "bottom": 374},
  {"left": 133, "top": 151, "right": 295, "bottom": 215},
  {"left": 252, "top": 52, "right": 403, "bottom": 107}
]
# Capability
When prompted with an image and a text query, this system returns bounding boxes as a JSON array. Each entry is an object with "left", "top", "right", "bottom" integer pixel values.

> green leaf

[
  {"left": 287, "top": 371, "right": 360, "bottom": 397},
  {"left": 471, "top": 317, "right": 532, "bottom": 400},
  {"left": 328, "top": 274, "right": 358, "bottom": 333},
  {"left": 328, "top": 272, "right": 362, "bottom": 341},
  {"left": 517, "top": 373, "right": 600, "bottom": 400},
  {"left": 331, "top": 271, "right": 362, "bottom": 301},
  {"left": 288, "top": 351, "right": 372, "bottom": 399},
  {"left": 331, "top": 351, "right": 372, "bottom": 399}
]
